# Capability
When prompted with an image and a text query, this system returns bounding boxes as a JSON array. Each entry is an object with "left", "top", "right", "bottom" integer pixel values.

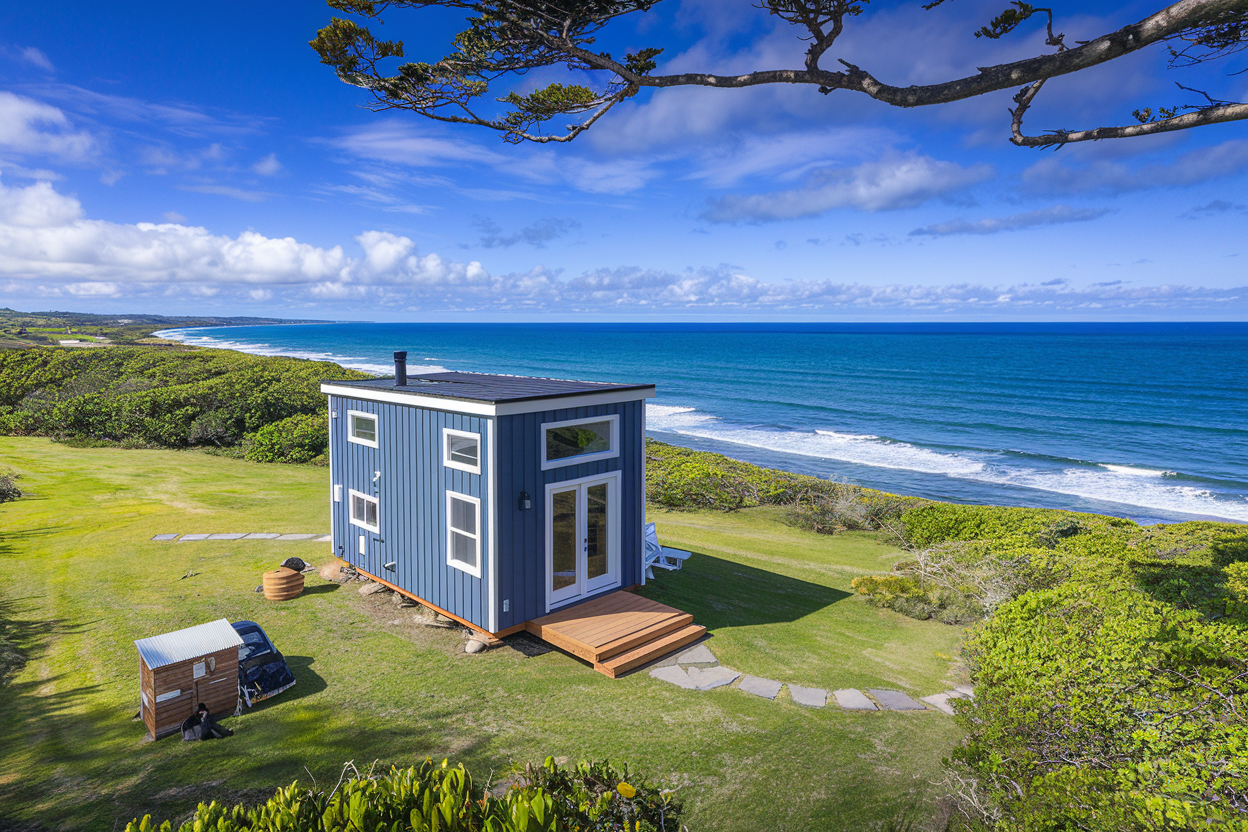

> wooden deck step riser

[
  {"left": 598, "top": 624, "right": 707, "bottom": 678},
  {"left": 594, "top": 613, "right": 693, "bottom": 662}
]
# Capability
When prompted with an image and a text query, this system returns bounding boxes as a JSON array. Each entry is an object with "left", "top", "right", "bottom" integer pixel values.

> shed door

[{"left": 546, "top": 473, "right": 620, "bottom": 610}]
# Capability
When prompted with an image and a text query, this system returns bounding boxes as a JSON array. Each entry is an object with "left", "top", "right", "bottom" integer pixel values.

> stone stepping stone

[
  {"left": 276, "top": 534, "right": 319, "bottom": 541},
  {"left": 954, "top": 685, "right": 975, "bottom": 699},
  {"left": 207, "top": 533, "right": 247, "bottom": 540},
  {"left": 868, "top": 689, "right": 926, "bottom": 711},
  {"left": 151, "top": 534, "right": 179, "bottom": 541},
  {"left": 244, "top": 533, "right": 281, "bottom": 539},
  {"left": 788, "top": 684, "right": 828, "bottom": 708},
  {"left": 832, "top": 689, "right": 877, "bottom": 711},
  {"left": 675, "top": 644, "right": 717, "bottom": 666},
  {"left": 313, "top": 534, "right": 332, "bottom": 542},
  {"left": 686, "top": 666, "right": 740, "bottom": 691},
  {"left": 738, "top": 675, "right": 783, "bottom": 700},
  {"left": 178, "top": 534, "right": 210, "bottom": 541},
  {"left": 920, "top": 693, "right": 957, "bottom": 715},
  {"left": 650, "top": 666, "right": 698, "bottom": 690}
]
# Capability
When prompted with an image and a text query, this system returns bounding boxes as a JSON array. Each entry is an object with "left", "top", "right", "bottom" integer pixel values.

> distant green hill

[{"left": 0, "top": 307, "right": 332, "bottom": 347}]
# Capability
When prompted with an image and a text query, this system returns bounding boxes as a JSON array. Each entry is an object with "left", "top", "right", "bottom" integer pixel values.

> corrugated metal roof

[
  {"left": 134, "top": 618, "right": 243, "bottom": 670},
  {"left": 323, "top": 371, "right": 653, "bottom": 404}
]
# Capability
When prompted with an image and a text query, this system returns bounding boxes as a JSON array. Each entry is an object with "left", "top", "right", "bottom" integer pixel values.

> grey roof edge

[{"left": 320, "top": 374, "right": 655, "bottom": 405}]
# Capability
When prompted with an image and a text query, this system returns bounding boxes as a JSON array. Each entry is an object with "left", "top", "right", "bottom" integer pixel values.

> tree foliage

[{"left": 312, "top": 0, "right": 1248, "bottom": 148}]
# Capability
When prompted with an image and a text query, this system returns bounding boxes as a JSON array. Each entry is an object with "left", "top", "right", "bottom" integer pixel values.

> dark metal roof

[{"left": 323, "top": 371, "right": 654, "bottom": 404}]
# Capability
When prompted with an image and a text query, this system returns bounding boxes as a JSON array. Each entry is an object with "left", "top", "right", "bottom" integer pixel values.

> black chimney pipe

[{"left": 394, "top": 351, "right": 407, "bottom": 386}]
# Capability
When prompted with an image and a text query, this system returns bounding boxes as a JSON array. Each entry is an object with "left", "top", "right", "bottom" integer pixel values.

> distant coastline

[{"left": 161, "top": 321, "right": 1248, "bottom": 526}]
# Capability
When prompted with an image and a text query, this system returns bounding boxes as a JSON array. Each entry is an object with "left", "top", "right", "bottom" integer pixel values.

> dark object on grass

[
  {"left": 280, "top": 556, "right": 307, "bottom": 572},
  {"left": 231, "top": 620, "right": 296, "bottom": 706},
  {"left": 0, "top": 473, "right": 21, "bottom": 504},
  {"left": 180, "top": 702, "right": 232, "bottom": 741}
]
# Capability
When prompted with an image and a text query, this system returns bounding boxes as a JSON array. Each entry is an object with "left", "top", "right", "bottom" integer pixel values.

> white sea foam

[
  {"left": 157, "top": 329, "right": 449, "bottom": 375},
  {"left": 646, "top": 404, "right": 984, "bottom": 476},
  {"left": 645, "top": 402, "right": 1248, "bottom": 522}
]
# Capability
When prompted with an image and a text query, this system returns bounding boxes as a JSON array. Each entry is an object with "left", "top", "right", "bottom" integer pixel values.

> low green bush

[
  {"left": 246, "top": 413, "right": 328, "bottom": 465},
  {"left": 0, "top": 473, "right": 20, "bottom": 503},
  {"left": 125, "top": 757, "right": 681, "bottom": 832}
]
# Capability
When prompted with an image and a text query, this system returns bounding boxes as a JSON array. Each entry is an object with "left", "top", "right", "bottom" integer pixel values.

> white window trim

[
  {"left": 347, "top": 409, "right": 379, "bottom": 448},
  {"left": 442, "top": 427, "right": 481, "bottom": 475},
  {"left": 348, "top": 488, "right": 380, "bottom": 534},
  {"left": 446, "top": 490, "right": 482, "bottom": 578},
  {"left": 540, "top": 414, "right": 620, "bottom": 471}
]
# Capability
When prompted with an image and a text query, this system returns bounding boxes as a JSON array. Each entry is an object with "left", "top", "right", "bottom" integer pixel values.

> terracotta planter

[{"left": 262, "top": 567, "right": 304, "bottom": 601}]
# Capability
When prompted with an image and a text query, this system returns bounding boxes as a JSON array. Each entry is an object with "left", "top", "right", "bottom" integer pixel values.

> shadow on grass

[
  {"left": 639, "top": 551, "right": 849, "bottom": 630},
  {"left": 301, "top": 583, "right": 340, "bottom": 596},
  {"left": 242, "top": 655, "right": 328, "bottom": 714},
  {"left": 0, "top": 596, "right": 95, "bottom": 684}
]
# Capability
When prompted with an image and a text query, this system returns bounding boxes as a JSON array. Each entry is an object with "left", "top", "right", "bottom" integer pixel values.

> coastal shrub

[
  {"left": 951, "top": 583, "right": 1248, "bottom": 830},
  {"left": 0, "top": 473, "right": 20, "bottom": 504},
  {"left": 246, "top": 413, "right": 328, "bottom": 464},
  {"left": 0, "top": 346, "right": 368, "bottom": 451},
  {"left": 124, "top": 757, "right": 682, "bottom": 832}
]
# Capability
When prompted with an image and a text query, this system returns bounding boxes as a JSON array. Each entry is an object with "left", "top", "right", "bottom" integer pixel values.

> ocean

[{"left": 158, "top": 322, "right": 1248, "bottom": 526}]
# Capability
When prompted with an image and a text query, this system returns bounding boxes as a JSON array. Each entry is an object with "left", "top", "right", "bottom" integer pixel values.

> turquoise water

[{"left": 159, "top": 322, "right": 1248, "bottom": 525}]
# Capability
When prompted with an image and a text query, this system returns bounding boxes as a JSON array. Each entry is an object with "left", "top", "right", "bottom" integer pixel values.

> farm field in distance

[{"left": 0, "top": 437, "right": 966, "bottom": 831}]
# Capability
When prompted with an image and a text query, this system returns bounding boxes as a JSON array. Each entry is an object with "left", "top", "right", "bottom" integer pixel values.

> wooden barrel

[{"left": 262, "top": 567, "right": 304, "bottom": 601}]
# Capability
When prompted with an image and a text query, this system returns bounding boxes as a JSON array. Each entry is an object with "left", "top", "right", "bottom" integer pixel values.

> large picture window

[
  {"left": 348, "top": 410, "right": 378, "bottom": 448},
  {"left": 446, "top": 492, "right": 481, "bottom": 577},
  {"left": 442, "top": 428, "right": 481, "bottom": 474},
  {"left": 349, "top": 489, "right": 379, "bottom": 533},
  {"left": 541, "top": 415, "right": 619, "bottom": 470}
]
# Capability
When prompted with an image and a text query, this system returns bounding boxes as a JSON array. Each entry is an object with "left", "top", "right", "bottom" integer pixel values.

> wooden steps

[{"left": 526, "top": 591, "right": 705, "bottom": 678}]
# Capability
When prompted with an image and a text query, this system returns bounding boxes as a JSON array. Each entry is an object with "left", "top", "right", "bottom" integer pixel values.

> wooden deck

[{"left": 526, "top": 590, "right": 706, "bottom": 678}]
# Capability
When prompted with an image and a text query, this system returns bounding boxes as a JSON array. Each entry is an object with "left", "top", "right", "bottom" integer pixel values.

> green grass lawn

[{"left": 0, "top": 437, "right": 965, "bottom": 831}]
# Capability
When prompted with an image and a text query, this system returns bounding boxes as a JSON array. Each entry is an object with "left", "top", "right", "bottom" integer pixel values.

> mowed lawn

[{"left": 0, "top": 438, "right": 965, "bottom": 831}]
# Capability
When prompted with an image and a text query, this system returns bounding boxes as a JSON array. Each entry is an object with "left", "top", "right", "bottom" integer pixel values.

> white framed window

[
  {"left": 442, "top": 428, "right": 481, "bottom": 474},
  {"left": 347, "top": 410, "right": 379, "bottom": 448},
  {"left": 446, "top": 491, "right": 481, "bottom": 577},
  {"left": 349, "top": 489, "right": 379, "bottom": 533},
  {"left": 541, "top": 414, "right": 619, "bottom": 470}
]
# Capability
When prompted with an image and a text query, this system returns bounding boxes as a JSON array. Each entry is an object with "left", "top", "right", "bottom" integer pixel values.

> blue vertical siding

[
  {"left": 494, "top": 400, "right": 646, "bottom": 631},
  {"left": 328, "top": 395, "right": 491, "bottom": 629}
]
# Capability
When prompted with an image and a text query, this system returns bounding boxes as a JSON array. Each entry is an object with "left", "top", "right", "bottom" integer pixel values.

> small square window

[
  {"left": 348, "top": 410, "right": 378, "bottom": 448},
  {"left": 446, "top": 491, "right": 481, "bottom": 577},
  {"left": 443, "top": 429, "right": 481, "bottom": 474},
  {"left": 349, "top": 489, "right": 379, "bottom": 533}
]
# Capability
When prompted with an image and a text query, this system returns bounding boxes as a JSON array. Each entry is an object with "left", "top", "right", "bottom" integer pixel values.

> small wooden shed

[{"left": 135, "top": 618, "right": 243, "bottom": 740}]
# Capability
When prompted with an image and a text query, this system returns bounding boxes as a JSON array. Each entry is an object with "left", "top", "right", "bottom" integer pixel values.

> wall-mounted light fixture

[
  {"left": 383, "top": 561, "right": 397, "bottom": 571},
  {"left": 518, "top": 490, "right": 531, "bottom": 510}
]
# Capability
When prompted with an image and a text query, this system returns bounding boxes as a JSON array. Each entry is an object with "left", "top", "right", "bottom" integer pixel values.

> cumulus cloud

[
  {"left": 0, "top": 92, "right": 96, "bottom": 162},
  {"left": 910, "top": 205, "right": 1112, "bottom": 237},
  {"left": 701, "top": 154, "right": 992, "bottom": 223}
]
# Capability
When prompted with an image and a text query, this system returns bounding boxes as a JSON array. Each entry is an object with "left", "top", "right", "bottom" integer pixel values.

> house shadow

[
  {"left": 301, "top": 583, "right": 340, "bottom": 596},
  {"left": 637, "top": 551, "right": 850, "bottom": 630}
]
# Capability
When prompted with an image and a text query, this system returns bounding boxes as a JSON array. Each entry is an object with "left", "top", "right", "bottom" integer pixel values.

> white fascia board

[
  {"left": 321, "top": 383, "right": 654, "bottom": 416},
  {"left": 487, "top": 418, "right": 497, "bottom": 633}
]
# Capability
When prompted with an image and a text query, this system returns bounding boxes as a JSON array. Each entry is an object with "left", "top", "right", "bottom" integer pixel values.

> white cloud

[
  {"left": 1023, "top": 140, "right": 1248, "bottom": 195},
  {"left": 181, "top": 184, "right": 273, "bottom": 202},
  {"left": 0, "top": 92, "right": 96, "bottom": 162},
  {"left": 702, "top": 154, "right": 992, "bottom": 222},
  {"left": 910, "top": 205, "right": 1112, "bottom": 237},
  {"left": 252, "top": 153, "right": 282, "bottom": 176},
  {"left": 18, "top": 47, "right": 55, "bottom": 72},
  {"left": 64, "top": 281, "right": 120, "bottom": 297}
]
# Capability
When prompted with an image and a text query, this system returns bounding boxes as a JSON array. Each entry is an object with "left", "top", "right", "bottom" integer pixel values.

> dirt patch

[{"left": 501, "top": 632, "right": 553, "bottom": 658}]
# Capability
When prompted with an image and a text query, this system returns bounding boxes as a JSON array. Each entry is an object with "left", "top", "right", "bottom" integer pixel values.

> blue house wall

[
  {"left": 493, "top": 399, "right": 646, "bottom": 632},
  {"left": 328, "top": 395, "right": 491, "bottom": 629}
]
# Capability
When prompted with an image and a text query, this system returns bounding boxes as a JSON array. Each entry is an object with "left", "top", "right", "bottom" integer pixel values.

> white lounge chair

[{"left": 643, "top": 522, "right": 692, "bottom": 580}]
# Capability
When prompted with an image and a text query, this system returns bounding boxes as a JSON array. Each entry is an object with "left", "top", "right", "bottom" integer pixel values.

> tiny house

[
  {"left": 321, "top": 355, "right": 655, "bottom": 637},
  {"left": 135, "top": 618, "right": 243, "bottom": 739}
]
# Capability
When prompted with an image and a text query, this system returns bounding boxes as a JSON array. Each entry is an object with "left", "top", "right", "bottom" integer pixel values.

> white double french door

[{"left": 546, "top": 472, "right": 620, "bottom": 610}]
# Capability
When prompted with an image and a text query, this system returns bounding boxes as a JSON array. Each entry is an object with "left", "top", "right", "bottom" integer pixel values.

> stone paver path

[
  {"left": 788, "top": 684, "right": 828, "bottom": 708},
  {"left": 832, "top": 688, "right": 878, "bottom": 711},
  {"left": 153, "top": 533, "right": 330, "bottom": 542},
  {"left": 868, "top": 689, "right": 926, "bottom": 711},
  {"left": 646, "top": 642, "right": 970, "bottom": 715},
  {"left": 738, "top": 675, "right": 783, "bottom": 700}
]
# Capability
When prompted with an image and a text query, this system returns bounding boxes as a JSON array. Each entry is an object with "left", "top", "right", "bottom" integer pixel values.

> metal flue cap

[{"left": 393, "top": 350, "right": 408, "bottom": 386}]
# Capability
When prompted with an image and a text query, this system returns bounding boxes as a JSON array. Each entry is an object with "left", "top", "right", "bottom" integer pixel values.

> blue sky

[{"left": 0, "top": 0, "right": 1245, "bottom": 320}]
